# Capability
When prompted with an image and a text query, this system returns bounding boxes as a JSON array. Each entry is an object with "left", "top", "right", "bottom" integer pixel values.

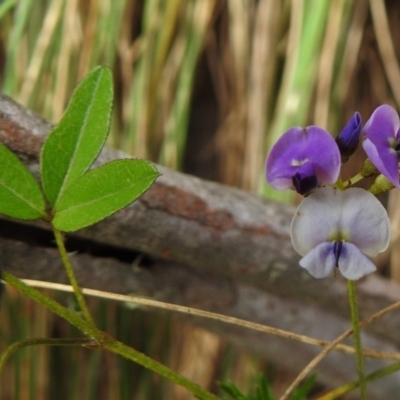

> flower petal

[
  {"left": 363, "top": 104, "right": 400, "bottom": 146},
  {"left": 362, "top": 139, "right": 399, "bottom": 187},
  {"left": 306, "top": 126, "right": 341, "bottom": 184},
  {"left": 340, "top": 188, "right": 390, "bottom": 256},
  {"left": 290, "top": 187, "right": 343, "bottom": 255},
  {"left": 299, "top": 242, "right": 336, "bottom": 278},
  {"left": 266, "top": 127, "right": 310, "bottom": 190},
  {"left": 362, "top": 105, "right": 400, "bottom": 187},
  {"left": 291, "top": 187, "right": 390, "bottom": 258},
  {"left": 266, "top": 126, "right": 340, "bottom": 191},
  {"left": 338, "top": 243, "right": 376, "bottom": 280},
  {"left": 292, "top": 161, "right": 318, "bottom": 195}
]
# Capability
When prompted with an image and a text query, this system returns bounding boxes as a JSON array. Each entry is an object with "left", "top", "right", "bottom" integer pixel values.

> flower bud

[{"left": 336, "top": 112, "right": 361, "bottom": 163}]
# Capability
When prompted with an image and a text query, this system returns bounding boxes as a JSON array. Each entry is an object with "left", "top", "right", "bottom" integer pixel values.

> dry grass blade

[
  {"left": 53, "top": 0, "right": 81, "bottom": 120},
  {"left": 214, "top": 0, "right": 249, "bottom": 187},
  {"left": 243, "top": 0, "right": 281, "bottom": 192},
  {"left": 17, "top": 0, "right": 64, "bottom": 103},
  {"left": 332, "top": 0, "right": 368, "bottom": 126},
  {"left": 370, "top": 0, "right": 400, "bottom": 108},
  {"left": 227, "top": 0, "right": 249, "bottom": 102},
  {"left": 18, "top": 279, "right": 400, "bottom": 362},
  {"left": 279, "top": 296, "right": 400, "bottom": 400},
  {"left": 279, "top": 329, "right": 353, "bottom": 400},
  {"left": 314, "top": 0, "right": 346, "bottom": 127}
]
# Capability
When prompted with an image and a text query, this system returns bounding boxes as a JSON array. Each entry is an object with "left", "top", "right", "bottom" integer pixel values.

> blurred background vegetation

[{"left": 1, "top": 0, "right": 400, "bottom": 398}]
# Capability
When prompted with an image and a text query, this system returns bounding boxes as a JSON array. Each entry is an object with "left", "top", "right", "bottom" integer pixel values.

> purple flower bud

[
  {"left": 336, "top": 112, "right": 361, "bottom": 163},
  {"left": 362, "top": 105, "right": 400, "bottom": 188},
  {"left": 266, "top": 126, "right": 341, "bottom": 195}
]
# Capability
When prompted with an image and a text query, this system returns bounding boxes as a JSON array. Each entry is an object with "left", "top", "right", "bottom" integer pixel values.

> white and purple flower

[
  {"left": 362, "top": 104, "right": 400, "bottom": 188},
  {"left": 266, "top": 126, "right": 341, "bottom": 195},
  {"left": 290, "top": 187, "right": 390, "bottom": 280}
]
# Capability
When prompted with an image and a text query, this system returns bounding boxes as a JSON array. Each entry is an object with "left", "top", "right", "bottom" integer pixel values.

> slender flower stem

[
  {"left": 2, "top": 272, "right": 219, "bottom": 400},
  {"left": 347, "top": 279, "right": 367, "bottom": 399},
  {"left": 0, "top": 338, "right": 93, "bottom": 376},
  {"left": 342, "top": 172, "right": 364, "bottom": 188},
  {"left": 52, "top": 227, "right": 96, "bottom": 328}
]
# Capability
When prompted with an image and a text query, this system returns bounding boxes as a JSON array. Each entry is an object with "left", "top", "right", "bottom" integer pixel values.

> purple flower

[
  {"left": 362, "top": 105, "right": 400, "bottom": 188},
  {"left": 291, "top": 187, "right": 390, "bottom": 280},
  {"left": 266, "top": 126, "right": 341, "bottom": 195},
  {"left": 336, "top": 112, "right": 362, "bottom": 162}
]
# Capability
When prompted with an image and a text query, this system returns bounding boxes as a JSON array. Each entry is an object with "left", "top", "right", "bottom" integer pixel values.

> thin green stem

[
  {"left": 316, "top": 361, "right": 400, "bottom": 400},
  {"left": 347, "top": 280, "right": 367, "bottom": 399},
  {"left": 0, "top": 337, "right": 93, "bottom": 376},
  {"left": 341, "top": 172, "right": 364, "bottom": 188},
  {"left": 103, "top": 338, "right": 220, "bottom": 400},
  {"left": 3, "top": 272, "right": 98, "bottom": 336},
  {"left": 2, "top": 272, "right": 219, "bottom": 400},
  {"left": 52, "top": 227, "right": 96, "bottom": 328}
]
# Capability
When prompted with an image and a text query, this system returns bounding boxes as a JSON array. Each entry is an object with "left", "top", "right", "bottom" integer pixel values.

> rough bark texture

[{"left": 1, "top": 94, "right": 400, "bottom": 398}]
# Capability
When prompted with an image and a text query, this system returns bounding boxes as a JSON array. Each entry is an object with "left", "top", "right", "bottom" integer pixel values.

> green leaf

[
  {"left": 290, "top": 373, "right": 317, "bottom": 400},
  {"left": 254, "top": 375, "right": 275, "bottom": 400},
  {"left": 40, "top": 66, "right": 113, "bottom": 207},
  {"left": 0, "top": 142, "right": 45, "bottom": 220},
  {"left": 52, "top": 159, "right": 159, "bottom": 232},
  {"left": 219, "top": 381, "right": 248, "bottom": 400}
]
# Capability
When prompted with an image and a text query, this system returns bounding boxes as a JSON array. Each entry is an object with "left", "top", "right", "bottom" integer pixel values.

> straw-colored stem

[
  {"left": 18, "top": 279, "right": 400, "bottom": 362},
  {"left": 280, "top": 287, "right": 400, "bottom": 400},
  {"left": 279, "top": 328, "right": 353, "bottom": 400}
]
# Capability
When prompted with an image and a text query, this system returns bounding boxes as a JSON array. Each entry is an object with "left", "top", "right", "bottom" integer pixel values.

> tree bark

[{"left": 1, "top": 94, "right": 400, "bottom": 397}]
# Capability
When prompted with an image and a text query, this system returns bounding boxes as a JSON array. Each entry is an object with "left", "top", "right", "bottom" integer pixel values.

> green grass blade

[
  {"left": 290, "top": 373, "right": 317, "bottom": 399},
  {"left": 0, "top": 0, "right": 17, "bottom": 20},
  {"left": 122, "top": 0, "right": 161, "bottom": 158},
  {"left": 2, "top": 0, "right": 33, "bottom": 94},
  {"left": 160, "top": 0, "right": 215, "bottom": 169},
  {"left": 159, "top": 0, "right": 215, "bottom": 169}
]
